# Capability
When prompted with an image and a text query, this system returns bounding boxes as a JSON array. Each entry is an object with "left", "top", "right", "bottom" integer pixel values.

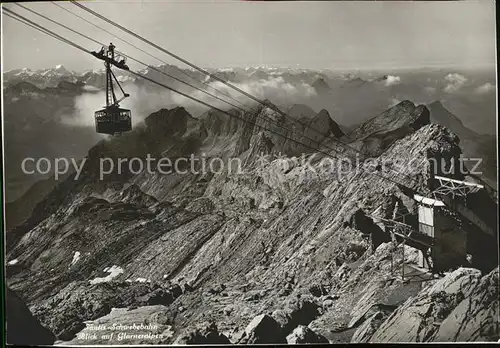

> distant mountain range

[
  {"left": 3, "top": 65, "right": 137, "bottom": 89},
  {"left": 3, "top": 64, "right": 336, "bottom": 89},
  {"left": 5, "top": 64, "right": 401, "bottom": 94},
  {"left": 3, "top": 64, "right": 496, "bottom": 202},
  {"left": 4, "top": 65, "right": 78, "bottom": 89}
]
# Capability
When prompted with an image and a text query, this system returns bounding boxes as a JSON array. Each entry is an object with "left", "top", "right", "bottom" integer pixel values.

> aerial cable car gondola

[{"left": 91, "top": 43, "right": 132, "bottom": 135}]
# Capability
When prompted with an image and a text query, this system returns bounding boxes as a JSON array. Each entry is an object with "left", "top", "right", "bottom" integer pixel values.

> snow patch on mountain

[
  {"left": 70, "top": 252, "right": 81, "bottom": 267},
  {"left": 89, "top": 266, "right": 124, "bottom": 285},
  {"left": 7, "top": 259, "right": 19, "bottom": 266}
]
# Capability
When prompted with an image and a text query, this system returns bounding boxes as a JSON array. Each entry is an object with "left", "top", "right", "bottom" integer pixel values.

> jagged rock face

[
  {"left": 271, "top": 297, "right": 321, "bottom": 336},
  {"left": 6, "top": 287, "right": 56, "bottom": 345},
  {"left": 144, "top": 107, "right": 191, "bottom": 136},
  {"left": 309, "top": 109, "right": 345, "bottom": 139},
  {"left": 238, "top": 314, "right": 287, "bottom": 344},
  {"left": 348, "top": 100, "right": 431, "bottom": 157},
  {"left": 173, "top": 322, "right": 230, "bottom": 344},
  {"left": 237, "top": 102, "right": 345, "bottom": 158},
  {"left": 350, "top": 100, "right": 426, "bottom": 137},
  {"left": 62, "top": 306, "right": 175, "bottom": 345},
  {"left": 199, "top": 109, "right": 241, "bottom": 137},
  {"left": 350, "top": 310, "right": 388, "bottom": 343},
  {"left": 5, "top": 101, "right": 498, "bottom": 344},
  {"left": 428, "top": 100, "right": 497, "bottom": 189},
  {"left": 30, "top": 280, "right": 185, "bottom": 341},
  {"left": 286, "top": 325, "right": 329, "bottom": 344},
  {"left": 368, "top": 267, "right": 499, "bottom": 342}
]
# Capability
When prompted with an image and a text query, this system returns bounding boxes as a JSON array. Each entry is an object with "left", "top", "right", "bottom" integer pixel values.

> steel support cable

[
  {"left": 50, "top": 1, "right": 251, "bottom": 111},
  {"left": 43, "top": 3, "right": 334, "bottom": 150},
  {"left": 4, "top": 9, "right": 91, "bottom": 54},
  {"left": 3, "top": 7, "right": 421, "bottom": 193},
  {"left": 12, "top": 3, "right": 253, "bottom": 113},
  {"left": 5, "top": 7, "right": 349, "bottom": 160},
  {"left": 5, "top": 8, "right": 483, "bottom": 279},
  {"left": 69, "top": 0, "right": 418, "bottom": 186},
  {"left": 11, "top": 4, "right": 379, "bottom": 165}
]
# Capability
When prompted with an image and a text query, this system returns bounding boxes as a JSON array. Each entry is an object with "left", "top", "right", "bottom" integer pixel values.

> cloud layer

[
  {"left": 384, "top": 75, "right": 401, "bottom": 86},
  {"left": 444, "top": 73, "right": 468, "bottom": 93},
  {"left": 474, "top": 82, "right": 495, "bottom": 95},
  {"left": 172, "top": 76, "right": 317, "bottom": 110},
  {"left": 66, "top": 76, "right": 318, "bottom": 129},
  {"left": 64, "top": 84, "right": 174, "bottom": 129}
]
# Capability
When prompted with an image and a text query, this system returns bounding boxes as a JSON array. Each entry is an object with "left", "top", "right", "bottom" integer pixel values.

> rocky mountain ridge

[
  {"left": 428, "top": 100, "right": 497, "bottom": 189},
  {"left": 6, "top": 99, "right": 498, "bottom": 344}
]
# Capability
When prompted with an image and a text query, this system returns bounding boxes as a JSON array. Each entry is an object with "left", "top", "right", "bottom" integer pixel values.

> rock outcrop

[
  {"left": 6, "top": 287, "right": 56, "bottom": 345},
  {"left": 5, "top": 101, "right": 498, "bottom": 344},
  {"left": 348, "top": 100, "right": 431, "bottom": 157},
  {"left": 368, "top": 267, "right": 499, "bottom": 342},
  {"left": 31, "top": 280, "right": 184, "bottom": 341},
  {"left": 428, "top": 100, "right": 497, "bottom": 189},
  {"left": 287, "top": 325, "right": 329, "bottom": 344},
  {"left": 238, "top": 314, "right": 287, "bottom": 344},
  {"left": 63, "top": 306, "right": 174, "bottom": 345},
  {"left": 174, "top": 322, "right": 230, "bottom": 344}
]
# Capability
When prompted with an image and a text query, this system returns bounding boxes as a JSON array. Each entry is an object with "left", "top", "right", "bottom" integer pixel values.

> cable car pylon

[{"left": 92, "top": 43, "right": 132, "bottom": 135}]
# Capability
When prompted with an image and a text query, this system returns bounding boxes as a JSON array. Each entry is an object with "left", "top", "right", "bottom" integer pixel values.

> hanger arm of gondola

[
  {"left": 91, "top": 47, "right": 130, "bottom": 71},
  {"left": 110, "top": 68, "right": 130, "bottom": 104}
]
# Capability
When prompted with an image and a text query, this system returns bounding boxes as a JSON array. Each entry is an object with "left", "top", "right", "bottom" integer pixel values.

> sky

[{"left": 1, "top": 0, "right": 496, "bottom": 72}]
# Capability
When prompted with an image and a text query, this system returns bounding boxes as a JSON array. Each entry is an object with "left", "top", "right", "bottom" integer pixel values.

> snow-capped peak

[
  {"left": 14, "top": 68, "right": 34, "bottom": 77},
  {"left": 54, "top": 64, "right": 70, "bottom": 74}
]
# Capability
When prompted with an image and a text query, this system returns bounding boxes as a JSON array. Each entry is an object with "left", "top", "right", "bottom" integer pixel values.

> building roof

[{"left": 414, "top": 194, "right": 445, "bottom": 207}]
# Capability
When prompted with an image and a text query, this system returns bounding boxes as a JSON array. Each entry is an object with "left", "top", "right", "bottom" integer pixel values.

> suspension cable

[
  {"left": 11, "top": 3, "right": 254, "bottom": 113},
  {"left": 4, "top": 9, "right": 91, "bottom": 54},
  {"left": 69, "top": 0, "right": 418, "bottom": 184},
  {"left": 50, "top": 1, "right": 251, "bottom": 111},
  {"left": 9, "top": 4, "right": 378, "bottom": 167},
  {"left": 8, "top": 6, "right": 346, "bottom": 155},
  {"left": 5, "top": 7, "right": 492, "bottom": 271}
]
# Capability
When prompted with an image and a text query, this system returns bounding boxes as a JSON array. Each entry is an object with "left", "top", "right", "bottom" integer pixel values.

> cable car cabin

[
  {"left": 91, "top": 43, "right": 132, "bottom": 135},
  {"left": 94, "top": 106, "right": 132, "bottom": 135}
]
